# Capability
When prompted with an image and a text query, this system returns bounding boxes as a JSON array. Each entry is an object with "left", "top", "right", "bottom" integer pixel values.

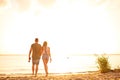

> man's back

[{"left": 31, "top": 43, "right": 41, "bottom": 60}]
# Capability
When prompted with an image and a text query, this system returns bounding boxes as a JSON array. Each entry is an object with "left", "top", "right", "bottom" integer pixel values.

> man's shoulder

[
  {"left": 38, "top": 43, "right": 41, "bottom": 45},
  {"left": 31, "top": 43, "right": 34, "bottom": 46},
  {"left": 38, "top": 44, "right": 41, "bottom": 47},
  {"left": 31, "top": 43, "right": 41, "bottom": 47},
  {"left": 37, "top": 43, "right": 42, "bottom": 48}
]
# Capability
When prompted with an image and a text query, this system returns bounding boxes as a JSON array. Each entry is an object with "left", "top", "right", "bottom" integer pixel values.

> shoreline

[
  {"left": 1, "top": 71, "right": 120, "bottom": 80},
  {"left": 0, "top": 70, "right": 97, "bottom": 75}
]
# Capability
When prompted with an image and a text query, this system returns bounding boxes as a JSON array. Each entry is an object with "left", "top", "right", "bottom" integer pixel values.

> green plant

[{"left": 96, "top": 55, "right": 111, "bottom": 73}]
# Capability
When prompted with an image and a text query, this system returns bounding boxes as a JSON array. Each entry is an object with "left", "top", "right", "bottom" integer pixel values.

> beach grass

[{"left": 96, "top": 55, "right": 111, "bottom": 73}]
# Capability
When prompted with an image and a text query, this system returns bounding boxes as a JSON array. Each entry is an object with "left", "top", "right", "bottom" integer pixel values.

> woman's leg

[{"left": 43, "top": 59, "right": 49, "bottom": 76}]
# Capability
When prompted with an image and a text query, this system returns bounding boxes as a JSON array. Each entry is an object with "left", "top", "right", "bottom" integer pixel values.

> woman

[{"left": 42, "top": 41, "right": 52, "bottom": 77}]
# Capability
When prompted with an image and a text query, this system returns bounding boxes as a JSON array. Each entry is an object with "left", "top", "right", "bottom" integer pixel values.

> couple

[{"left": 28, "top": 38, "right": 52, "bottom": 77}]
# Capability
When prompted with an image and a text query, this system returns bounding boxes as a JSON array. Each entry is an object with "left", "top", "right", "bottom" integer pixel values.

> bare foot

[
  {"left": 35, "top": 74, "right": 37, "bottom": 77},
  {"left": 45, "top": 74, "right": 48, "bottom": 77}
]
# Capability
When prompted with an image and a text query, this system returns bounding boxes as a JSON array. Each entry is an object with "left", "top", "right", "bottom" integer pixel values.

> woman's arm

[
  {"left": 48, "top": 47, "right": 51, "bottom": 57},
  {"left": 48, "top": 47, "right": 52, "bottom": 62}
]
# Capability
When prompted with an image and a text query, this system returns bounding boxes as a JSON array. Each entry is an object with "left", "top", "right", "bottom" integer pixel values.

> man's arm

[{"left": 28, "top": 47, "right": 32, "bottom": 62}]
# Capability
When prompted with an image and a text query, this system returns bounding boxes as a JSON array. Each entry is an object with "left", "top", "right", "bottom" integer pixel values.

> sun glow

[{"left": 0, "top": 0, "right": 119, "bottom": 55}]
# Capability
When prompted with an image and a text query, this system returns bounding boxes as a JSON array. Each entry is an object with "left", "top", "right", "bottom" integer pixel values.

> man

[{"left": 28, "top": 38, "right": 42, "bottom": 76}]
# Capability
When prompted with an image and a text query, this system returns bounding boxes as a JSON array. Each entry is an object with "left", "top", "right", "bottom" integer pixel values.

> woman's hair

[{"left": 43, "top": 41, "right": 47, "bottom": 47}]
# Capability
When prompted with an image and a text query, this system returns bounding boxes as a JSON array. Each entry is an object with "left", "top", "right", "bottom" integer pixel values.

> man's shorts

[{"left": 32, "top": 59, "right": 40, "bottom": 65}]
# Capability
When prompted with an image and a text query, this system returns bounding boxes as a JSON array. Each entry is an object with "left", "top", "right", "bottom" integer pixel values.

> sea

[{"left": 0, "top": 54, "right": 120, "bottom": 74}]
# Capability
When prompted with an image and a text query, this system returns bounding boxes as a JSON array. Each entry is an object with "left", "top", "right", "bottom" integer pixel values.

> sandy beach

[{"left": 0, "top": 71, "right": 120, "bottom": 80}]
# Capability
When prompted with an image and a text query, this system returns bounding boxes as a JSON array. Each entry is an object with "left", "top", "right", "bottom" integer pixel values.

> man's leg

[
  {"left": 35, "top": 64, "right": 38, "bottom": 76},
  {"left": 32, "top": 64, "right": 35, "bottom": 75}
]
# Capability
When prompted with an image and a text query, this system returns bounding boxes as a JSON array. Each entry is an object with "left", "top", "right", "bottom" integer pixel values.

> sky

[{"left": 0, "top": 0, "right": 120, "bottom": 55}]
